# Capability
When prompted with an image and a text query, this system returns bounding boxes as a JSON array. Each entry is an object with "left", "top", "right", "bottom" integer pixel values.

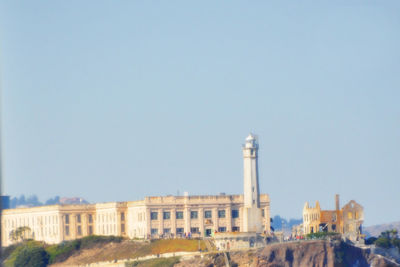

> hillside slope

[
  {"left": 50, "top": 239, "right": 206, "bottom": 266},
  {"left": 364, "top": 221, "right": 400, "bottom": 237},
  {"left": 4, "top": 238, "right": 397, "bottom": 266}
]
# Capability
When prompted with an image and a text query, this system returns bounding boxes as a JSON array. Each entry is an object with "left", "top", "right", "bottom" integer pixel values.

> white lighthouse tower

[{"left": 242, "top": 133, "right": 263, "bottom": 233}]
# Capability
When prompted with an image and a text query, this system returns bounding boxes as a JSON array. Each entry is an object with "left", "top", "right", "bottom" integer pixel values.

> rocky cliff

[{"left": 177, "top": 240, "right": 399, "bottom": 267}]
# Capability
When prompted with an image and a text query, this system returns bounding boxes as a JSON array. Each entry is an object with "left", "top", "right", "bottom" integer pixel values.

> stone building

[
  {"left": 302, "top": 194, "right": 364, "bottom": 242},
  {"left": 1, "top": 134, "right": 271, "bottom": 246}
]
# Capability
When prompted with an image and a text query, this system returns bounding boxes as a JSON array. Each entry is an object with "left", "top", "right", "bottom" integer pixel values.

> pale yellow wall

[
  {"left": 2, "top": 204, "right": 96, "bottom": 246},
  {"left": 302, "top": 202, "right": 321, "bottom": 234},
  {"left": 59, "top": 205, "right": 96, "bottom": 241},
  {"left": 95, "top": 202, "right": 127, "bottom": 236},
  {"left": 341, "top": 200, "right": 364, "bottom": 241},
  {"left": 126, "top": 202, "right": 146, "bottom": 239},
  {"left": 143, "top": 194, "right": 270, "bottom": 238},
  {"left": 2, "top": 206, "right": 61, "bottom": 246},
  {"left": 1, "top": 194, "right": 271, "bottom": 246}
]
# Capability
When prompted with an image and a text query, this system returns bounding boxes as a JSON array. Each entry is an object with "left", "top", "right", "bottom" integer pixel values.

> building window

[
  {"left": 121, "top": 224, "right": 125, "bottom": 233},
  {"left": 348, "top": 212, "right": 353, "bottom": 219},
  {"left": 332, "top": 224, "right": 336, "bottom": 231},
  {"left": 77, "top": 214, "right": 81, "bottom": 223},
  {"left": 204, "top": 210, "right": 212, "bottom": 218},
  {"left": 88, "top": 214, "right": 93, "bottom": 223},
  {"left": 262, "top": 209, "right": 265, "bottom": 217},
  {"left": 232, "top": 226, "right": 240, "bottom": 232},
  {"left": 151, "top": 212, "right": 158, "bottom": 220},
  {"left": 332, "top": 214, "right": 337, "bottom": 222},
  {"left": 218, "top": 210, "right": 226, "bottom": 218},
  {"left": 89, "top": 226, "right": 93, "bottom": 235},
  {"left": 65, "top": 214, "right": 70, "bottom": 224},
  {"left": 77, "top": 226, "right": 82, "bottom": 236},
  {"left": 190, "top": 211, "right": 198, "bottom": 219},
  {"left": 218, "top": 227, "right": 226, "bottom": 232},
  {"left": 121, "top": 212, "right": 125, "bottom": 221},
  {"left": 190, "top": 227, "right": 199, "bottom": 233},
  {"left": 164, "top": 228, "right": 171, "bottom": 234},
  {"left": 65, "top": 226, "right": 70, "bottom": 236},
  {"left": 151, "top": 228, "right": 158, "bottom": 235},
  {"left": 163, "top": 212, "right": 171, "bottom": 220},
  {"left": 176, "top": 211, "right": 184, "bottom": 219},
  {"left": 232, "top": 210, "right": 239, "bottom": 218},
  {"left": 176, "top": 228, "right": 184, "bottom": 234}
]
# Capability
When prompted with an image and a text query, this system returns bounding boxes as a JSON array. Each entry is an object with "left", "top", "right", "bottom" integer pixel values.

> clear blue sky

[{"left": 1, "top": 1, "right": 399, "bottom": 226}]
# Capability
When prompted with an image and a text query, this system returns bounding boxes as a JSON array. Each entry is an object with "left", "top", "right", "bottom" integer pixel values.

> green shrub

[
  {"left": 365, "top": 237, "right": 377, "bottom": 245},
  {"left": 46, "top": 240, "right": 80, "bottom": 263},
  {"left": 4, "top": 246, "right": 25, "bottom": 267},
  {"left": 46, "top": 235, "right": 123, "bottom": 263},
  {"left": 14, "top": 245, "right": 49, "bottom": 267},
  {"left": 3, "top": 241, "right": 45, "bottom": 267},
  {"left": 1, "top": 244, "right": 20, "bottom": 262},
  {"left": 392, "top": 238, "right": 400, "bottom": 249},
  {"left": 375, "top": 237, "right": 391, "bottom": 249},
  {"left": 4, "top": 236, "right": 125, "bottom": 266},
  {"left": 373, "top": 229, "right": 400, "bottom": 251},
  {"left": 306, "top": 232, "right": 339, "bottom": 240}
]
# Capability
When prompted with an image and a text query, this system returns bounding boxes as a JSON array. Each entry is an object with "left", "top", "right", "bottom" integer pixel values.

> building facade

[
  {"left": 2, "top": 194, "right": 270, "bottom": 246},
  {"left": 1, "top": 134, "right": 271, "bottom": 246},
  {"left": 302, "top": 195, "right": 364, "bottom": 242}
]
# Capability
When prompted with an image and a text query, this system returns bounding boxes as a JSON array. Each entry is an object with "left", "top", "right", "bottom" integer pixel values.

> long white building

[{"left": 2, "top": 134, "right": 270, "bottom": 246}]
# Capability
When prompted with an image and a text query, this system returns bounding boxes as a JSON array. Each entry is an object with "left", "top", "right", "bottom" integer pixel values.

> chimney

[{"left": 335, "top": 194, "right": 340, "bottom": 211}]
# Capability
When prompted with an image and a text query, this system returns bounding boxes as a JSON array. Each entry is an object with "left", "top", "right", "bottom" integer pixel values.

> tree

[
  {"left": 365, "top": 236, "right": 377, "bottom": 245},
  {"left": 9, "top": 229, "right": 17, "bottom": 242},
  {"left": 18, "top": 195, "right": 26, "bottom": 206},
  {"left": 27, "top": 195, "right": 42, "bottom": 206},
  {"left": 10, "top": 197, "right": 18, "bottom": 209},
  {"left": 45, "top": 196, "right": 60, "bottom": 205},
  {"left": 374, "top": 229, "right": 400, "bottom": 250},
  {"left": 375, "top": 236, "right": 391, "bottom": 248},
  {"left": 14, "top": 246, "right": 49, "bottom": 267},
  {"left": 9, "top": 226, "right": 32, "bottom": 242},
  {"left": 272, "top": 215, "right": 284, "bottom": 230}
]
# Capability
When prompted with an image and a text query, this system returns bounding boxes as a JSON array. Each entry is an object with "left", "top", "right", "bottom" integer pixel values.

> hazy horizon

[{"left": 1, "top": 1, "right": 399, "bottom": 226}]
